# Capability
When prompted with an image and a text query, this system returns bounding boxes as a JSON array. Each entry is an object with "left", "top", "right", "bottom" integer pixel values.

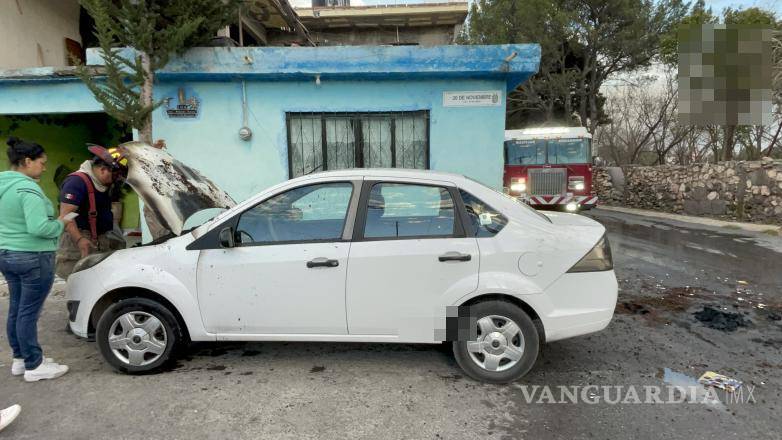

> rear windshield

[{"left": 463, "top": 177, "right": 552, "bottom": 223}]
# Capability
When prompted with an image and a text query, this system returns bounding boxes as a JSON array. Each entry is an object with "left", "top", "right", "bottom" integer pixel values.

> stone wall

[{"left": 593, "top": 158, "right": 782, "bottom": 224}]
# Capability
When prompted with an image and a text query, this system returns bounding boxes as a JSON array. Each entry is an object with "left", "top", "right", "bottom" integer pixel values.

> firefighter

[{"left": 55, "top": 145, "right": 128, "bottom": 278}]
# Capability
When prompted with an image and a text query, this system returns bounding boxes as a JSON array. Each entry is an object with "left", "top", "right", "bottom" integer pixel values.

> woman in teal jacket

[{"left": 0, "top": 137, "right": 73, "bottom": 382}]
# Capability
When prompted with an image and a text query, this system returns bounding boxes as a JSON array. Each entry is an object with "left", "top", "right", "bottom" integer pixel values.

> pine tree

[{"left": 77, "top": 0, "right": 242, "bottom": 144}]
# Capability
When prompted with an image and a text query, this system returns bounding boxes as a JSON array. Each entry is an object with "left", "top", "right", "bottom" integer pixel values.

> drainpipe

[{"left": 238, "top": 81, "right": 252, "bottom": 141}]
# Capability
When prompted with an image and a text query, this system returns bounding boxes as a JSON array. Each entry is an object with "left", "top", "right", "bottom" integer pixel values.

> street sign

[{"left": 443, "top": 90, "right": 502, "bottom": 107}]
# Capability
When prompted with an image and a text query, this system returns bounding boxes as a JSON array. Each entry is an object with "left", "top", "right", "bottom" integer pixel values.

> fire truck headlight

[
  {"left": 509, "top": 177, "right": 526, "bottom": 194},
  {"left": 568, "top": 176, "right": 585, "bottom": 191},
  {"left": 565, "top": 202, "right": 578, "bottom": 212},
  {"left": 510, "top": 182, "right": 526, "bottom": 193}
]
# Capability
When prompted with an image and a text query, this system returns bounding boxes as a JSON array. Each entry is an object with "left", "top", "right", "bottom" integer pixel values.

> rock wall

[{"left": 593, "top": 158, "right": 782, "bottom": 224}]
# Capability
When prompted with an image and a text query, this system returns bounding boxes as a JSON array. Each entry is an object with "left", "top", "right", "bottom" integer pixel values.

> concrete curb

[{"left": 595, "top": 205, "right": 782, "bottom": 235}]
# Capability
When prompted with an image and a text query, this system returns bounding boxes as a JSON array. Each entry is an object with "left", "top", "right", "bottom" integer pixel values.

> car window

[
  {"left": 364, "top": 183, "right": 455, "bottom": 239},
  {"left": 236, "top": 182, "right": 353, "bottom": 244},
  {"left": 459, "top": 190, "right": 508, "bottom": 237}
]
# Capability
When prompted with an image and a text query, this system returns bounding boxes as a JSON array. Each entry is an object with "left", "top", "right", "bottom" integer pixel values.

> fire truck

[{"left": 503, "top": 126, "right": 597, "bottom": 211}]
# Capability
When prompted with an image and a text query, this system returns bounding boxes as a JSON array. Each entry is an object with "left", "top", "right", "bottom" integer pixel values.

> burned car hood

[{"left": 121, "top": 141, "right": 236, "bottom": 237}]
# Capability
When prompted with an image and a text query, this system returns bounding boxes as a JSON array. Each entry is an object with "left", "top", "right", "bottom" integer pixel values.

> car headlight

[
  {"left": 567, "top": 235, "right": 613, "bottom": 272},
  {"left": 72, "top": 252, "right": 114, "bottom": 275}
]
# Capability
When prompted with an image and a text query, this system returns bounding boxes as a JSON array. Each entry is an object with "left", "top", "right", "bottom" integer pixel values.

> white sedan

[{"left": 66, "top": 169, "right": 617, "bottom": 383}]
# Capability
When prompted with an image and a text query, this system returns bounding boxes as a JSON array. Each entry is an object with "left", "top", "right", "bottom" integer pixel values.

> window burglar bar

[{"left": 286, "top": 111, "right": 430, "bottom": 178}]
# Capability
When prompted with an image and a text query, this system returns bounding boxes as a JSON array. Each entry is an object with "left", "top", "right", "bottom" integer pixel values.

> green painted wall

[{"left": 0, "top": 114, "right": 139, "bottom": 229}]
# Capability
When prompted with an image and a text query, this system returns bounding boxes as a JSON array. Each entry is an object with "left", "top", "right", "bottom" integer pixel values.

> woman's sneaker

[
  {"left": 11, "top": 358, "right": 54, "bottom": 376},
  {"left": 23, "top": 361, "right": 68, "bottom": 382},
  {"left": 0, "top": 404, "right": 21, "bottom": 432}
]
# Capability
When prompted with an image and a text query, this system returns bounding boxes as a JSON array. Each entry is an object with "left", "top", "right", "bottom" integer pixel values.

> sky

[{"left": 290, "top": 0, "right": 782, "bottom": 16}]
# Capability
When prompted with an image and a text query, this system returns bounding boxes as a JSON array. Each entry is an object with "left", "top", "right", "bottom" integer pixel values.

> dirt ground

[{"left": 1, "top": 208, "right": 780, "bottom": 439}]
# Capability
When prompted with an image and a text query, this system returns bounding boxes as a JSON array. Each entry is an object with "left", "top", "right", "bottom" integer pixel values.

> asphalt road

[{"left": 1, "top": 208, "right": 781, "bottom": 440}]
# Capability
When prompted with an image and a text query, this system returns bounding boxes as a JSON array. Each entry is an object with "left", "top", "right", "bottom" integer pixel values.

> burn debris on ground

[
  {"left": 693, "top": 306, "right": 750, "bottom": 332},
  {"left": 616, "top": 302, "right": 650, "bottom": 315}
]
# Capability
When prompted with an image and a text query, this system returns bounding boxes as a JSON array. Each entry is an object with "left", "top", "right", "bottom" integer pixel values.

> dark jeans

[{"left": 0, "top": 250, "right": 55, "bottom": 370}]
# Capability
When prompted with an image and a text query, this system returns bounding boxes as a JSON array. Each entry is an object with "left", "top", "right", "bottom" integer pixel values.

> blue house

[{"left": 0, "top": 44, "right": 539, "bottom": 230}]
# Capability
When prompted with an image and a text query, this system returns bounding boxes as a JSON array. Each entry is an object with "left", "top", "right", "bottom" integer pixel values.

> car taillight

[
  {"left": 568, "top": 176, "right": 585, "bottom": 191},
  {"left": 567, "top": 235, "right": 613, "bottom": 273},
  {"left": 509, "top": 177, "right": 526, "bottom": 195}
]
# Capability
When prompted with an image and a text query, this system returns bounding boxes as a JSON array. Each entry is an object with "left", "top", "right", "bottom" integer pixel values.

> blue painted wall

[{"left": 154, "top": 78, "right": 507, "bottom": 201}]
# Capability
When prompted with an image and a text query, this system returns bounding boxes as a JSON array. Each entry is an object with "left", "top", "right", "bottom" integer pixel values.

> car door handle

[
  {"left": 306, "top": 258, "right": 339, "bottom": 268},
  {"left": 438, "top": 252, "right": 472, "bottom": 262}
]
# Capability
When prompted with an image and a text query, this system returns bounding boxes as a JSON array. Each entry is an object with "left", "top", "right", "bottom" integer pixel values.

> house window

[{"left": 287, "top": 111, "right": 429, "bottom": 178}]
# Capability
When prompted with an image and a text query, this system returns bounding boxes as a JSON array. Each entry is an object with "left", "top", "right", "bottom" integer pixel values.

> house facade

[{"left": 0, "top": 44, "right": 539, "bottom": 236}]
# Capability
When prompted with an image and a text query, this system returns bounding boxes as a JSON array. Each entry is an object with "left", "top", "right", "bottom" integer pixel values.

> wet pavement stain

[
  {"left": 241, "top": 350, "right": 261, "bottom": 357},
  {"left": 616, "top": 302, "right": 651, "bottom": 315},
  {"left": 310, "top": 366, "right": 325, "bottom": 373},
  {"left": 586, "top": 210, "right": 782, "bottom": 295},
  {"left": 206, "top": 365, "right": 227, "bottom": 371},
  {"left": 750, "top": 338, "right": 782, "bottom": 349}
]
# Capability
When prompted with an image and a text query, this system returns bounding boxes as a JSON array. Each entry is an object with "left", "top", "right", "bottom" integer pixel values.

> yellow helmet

[{"left": 107, "top": 147, "right": 129, "bottom": 168}]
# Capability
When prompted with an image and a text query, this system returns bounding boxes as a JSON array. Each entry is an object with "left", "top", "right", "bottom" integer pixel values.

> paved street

[{"left": 1, "top": 208, "right": 781, "bottom": 440}]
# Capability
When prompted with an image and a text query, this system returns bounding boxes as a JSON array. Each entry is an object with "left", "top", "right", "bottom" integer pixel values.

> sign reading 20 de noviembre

[{"left": 443, "top": 91, "right": 503, "bottom": 107}]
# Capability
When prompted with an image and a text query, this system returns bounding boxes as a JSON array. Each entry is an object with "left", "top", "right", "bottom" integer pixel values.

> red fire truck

[{"left": 504, "top": 127, "right": 597, "bottom": 211}]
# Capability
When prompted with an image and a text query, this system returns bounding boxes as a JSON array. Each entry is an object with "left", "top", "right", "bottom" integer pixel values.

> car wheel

[
  {"left": 453, "top": 300, "right": 539, "bottom": 383},
  {"left": 96, "top": 297, "right": 182, "bottom": 374}
]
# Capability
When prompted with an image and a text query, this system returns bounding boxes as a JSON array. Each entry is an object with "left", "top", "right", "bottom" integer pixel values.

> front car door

[
  {"left": 193, "top": 178, "right": 360, "bottom": 335},
  {"left": 345, "top": 179, "right": 480, "bottom": 342}
]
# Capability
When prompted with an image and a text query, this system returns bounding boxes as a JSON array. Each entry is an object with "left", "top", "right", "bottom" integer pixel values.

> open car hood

[{"left": 121, "top": 141, "right": 236, "bottom": 237}]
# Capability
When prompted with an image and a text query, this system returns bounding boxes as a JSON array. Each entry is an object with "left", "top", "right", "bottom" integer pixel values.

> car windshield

[
  {"left": 505, "top": 139, "right": 546, "bottom": 165},
  {"left": 505, "top": 137, "right": 590, "bottom": 165},
  {"left": 182, "top": 208, "right": 228, "bottom": 232},
  {"left": 547, "top": 138, "right": 590, "bottom": 164}
]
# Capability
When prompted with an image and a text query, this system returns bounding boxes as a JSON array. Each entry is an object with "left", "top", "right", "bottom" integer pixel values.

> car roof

[{"left": 288, "top": 168, "right": 471, "bottom": 185}]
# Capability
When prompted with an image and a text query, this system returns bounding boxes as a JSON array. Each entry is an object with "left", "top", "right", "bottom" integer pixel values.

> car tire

[
  {"left": 453, "top": 300, "right": 539, "bottom": 384},
  {"left": 96, "top": 297, "right": 183, "bottom": 374}
]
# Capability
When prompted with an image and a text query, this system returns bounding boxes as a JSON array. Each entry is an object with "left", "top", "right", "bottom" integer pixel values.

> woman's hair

[{"left": 6, "top": 136, "right": 45, "bottom": 167}]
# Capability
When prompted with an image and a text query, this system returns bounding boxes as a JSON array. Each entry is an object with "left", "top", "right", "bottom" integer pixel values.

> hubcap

[
  {"left": 108, "top": 311, "right": 167, "bottom": 367},
  {"left": 466, "top": 315, "right": 525, "bottom": 372}
]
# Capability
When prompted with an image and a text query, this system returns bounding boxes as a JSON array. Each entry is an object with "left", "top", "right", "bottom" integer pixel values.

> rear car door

[{"left": 345, "top": 179, "right": 479, "bottom": 342}]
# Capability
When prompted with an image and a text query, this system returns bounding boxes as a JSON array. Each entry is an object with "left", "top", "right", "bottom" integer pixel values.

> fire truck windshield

[
  {"left": 548, "top": 138, "right": 590, "bottom": 164},
  {"left": 505, "top": 139, "right": 546, "bottom": 165},
  {"left": 505, "top": 138, "right": 590, "bottom": 165}
]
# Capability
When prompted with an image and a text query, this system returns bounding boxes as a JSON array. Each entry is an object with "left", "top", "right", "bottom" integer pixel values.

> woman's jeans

[{"left": 0, "top": 250, "right": 55, "bottom": 370}]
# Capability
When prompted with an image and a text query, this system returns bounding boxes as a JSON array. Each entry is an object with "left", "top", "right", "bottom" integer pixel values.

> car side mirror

[{"left": 218, "top": 227, "right": 235, "bottom": 248}]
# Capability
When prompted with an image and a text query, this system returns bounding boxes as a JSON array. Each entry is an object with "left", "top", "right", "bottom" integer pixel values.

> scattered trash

[
  {"left": 658, "top": 368, "right": 725, "bottom": 409},
  {"left": 693, "top": 306, "right": 750, "bottom": 332},
  {"left": 737, "top": 280, "right": 749, "bottom": 285},
  {"left": 698, "top": 371, "right": 742, "bottom": 392}
]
